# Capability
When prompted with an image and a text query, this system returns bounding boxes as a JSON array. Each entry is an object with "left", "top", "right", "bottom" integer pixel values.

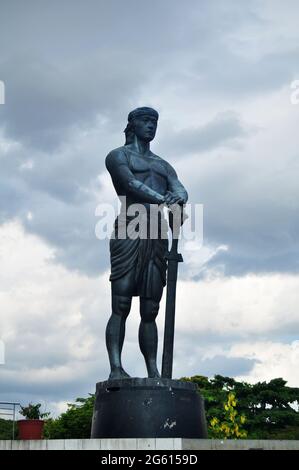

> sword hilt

[{"left": 164, "top": 251, "right": 183, "bottom": 262}]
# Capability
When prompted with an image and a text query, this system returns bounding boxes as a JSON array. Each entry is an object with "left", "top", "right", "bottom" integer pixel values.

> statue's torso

[
  {"left": 113, "top": 146, "right": 168, "bottom": 206},
  {"left": 108, "top": 147, "right": 168, "bottom": 296}
]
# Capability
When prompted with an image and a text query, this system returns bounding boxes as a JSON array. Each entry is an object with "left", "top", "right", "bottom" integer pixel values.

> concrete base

[
  {"left": 91, "top": 377, "right": 207, "bottom": 438},
  {"left": 1, "top": 439, "right": 299, "bottom": 450}
]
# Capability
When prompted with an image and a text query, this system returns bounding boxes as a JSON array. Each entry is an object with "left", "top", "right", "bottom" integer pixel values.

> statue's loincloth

[{"left": 109, "top": 212, "right": 168, "bottom": 298}]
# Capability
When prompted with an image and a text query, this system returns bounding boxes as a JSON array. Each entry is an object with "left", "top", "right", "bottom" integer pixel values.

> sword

[{"left": 161, "top": 205, "right": 185, "bottom": 379}]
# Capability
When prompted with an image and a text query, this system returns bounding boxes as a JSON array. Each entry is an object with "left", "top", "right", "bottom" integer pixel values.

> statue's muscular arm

[
  {"left": 106, "top": 149, "right": 165, "bottom": 205},
  {"left": 165, "top": 161, "right": 188, "bottom": 204}
]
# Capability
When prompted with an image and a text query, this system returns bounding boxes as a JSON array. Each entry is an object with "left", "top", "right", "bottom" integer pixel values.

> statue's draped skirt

[{"left": 109, "top": 212, "right": 168, "bottom": 298}]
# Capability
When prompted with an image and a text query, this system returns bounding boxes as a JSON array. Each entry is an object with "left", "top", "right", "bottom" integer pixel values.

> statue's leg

[
  {"left": 106, "top": 270, "right": 135, "bottom": 380},
  {"left": 139, "top": 265, "right": 164, "bottom": 378}
]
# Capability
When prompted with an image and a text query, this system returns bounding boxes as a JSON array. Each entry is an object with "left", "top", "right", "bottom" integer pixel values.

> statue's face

[{"left": 133, "top": 115, "right": 158, "bottom": 142}]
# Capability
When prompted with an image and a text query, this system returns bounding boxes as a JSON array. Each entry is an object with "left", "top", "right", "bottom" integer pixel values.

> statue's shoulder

[
  {"left": 106, "top": 145, "right": 127, "bottom": 158},
  {"left": 105, "top": 146, "right": 128, "bottom": 171}
]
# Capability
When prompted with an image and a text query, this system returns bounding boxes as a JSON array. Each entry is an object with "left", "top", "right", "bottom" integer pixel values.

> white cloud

[
  {"left": 0, "top": 220, "right": 110, "bottom": 410},
  {"left": 231, "top": 340, "right": 299, "bottom": 387},
  {"left": 175, "top": 272, "right": 299, "bottom": 337},
  {"left": 182, "top": 242, "right": 229, "bottom": 279}
]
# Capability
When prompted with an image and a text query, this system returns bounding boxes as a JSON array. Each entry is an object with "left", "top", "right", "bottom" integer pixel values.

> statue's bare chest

[{"left": 126, "top": 151, "right": 168, "bottom": 192}]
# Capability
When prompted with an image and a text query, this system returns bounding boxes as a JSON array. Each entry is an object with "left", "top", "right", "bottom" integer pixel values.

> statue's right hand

[{"left": 164, "top": 191, "right": 182, "bottom": 206}]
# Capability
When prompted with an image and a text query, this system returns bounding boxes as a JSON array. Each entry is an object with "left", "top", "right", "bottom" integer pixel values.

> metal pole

[{"left": 12, "top": 403, "right": 15, "bottom": 440}]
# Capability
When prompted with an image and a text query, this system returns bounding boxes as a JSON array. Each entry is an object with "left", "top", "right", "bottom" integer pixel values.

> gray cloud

[
  {"left": 159, "top": 111, "right": 250, "bottom": 157},
  {"left": 193, "top": 355, "right": 256, "bottom": 378},
  {"left": 189, "top": 49, "right": 299, "bottom": 98},
  {"left": 0, "top": 52, "right": 144, "bottom": 150},
  {"left": 0, "top": 0, "right": 297, "bottom": 278}
]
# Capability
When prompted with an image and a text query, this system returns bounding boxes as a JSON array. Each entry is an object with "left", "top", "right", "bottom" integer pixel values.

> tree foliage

[
  {"left": 44, "top": 395, "right": 95, "bottom": 439},
  {"left": 182, "top": 375, "right": 299, "bottom": 439},
  {"left": 0, "top": 418, "right": 17, "bottom": 440}
]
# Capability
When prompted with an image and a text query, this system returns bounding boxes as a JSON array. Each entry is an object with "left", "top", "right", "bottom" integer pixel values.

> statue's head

[{"left": 124, "top": 107, "right": 159, "bottom": 145}]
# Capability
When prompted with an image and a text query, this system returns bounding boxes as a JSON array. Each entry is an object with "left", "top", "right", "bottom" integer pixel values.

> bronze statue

[
  {"left": 105, "top": 107, "right": 188, "bottom": 380},
  {"left": 91, "top": 108, "right": 207, "bottom": 439}
]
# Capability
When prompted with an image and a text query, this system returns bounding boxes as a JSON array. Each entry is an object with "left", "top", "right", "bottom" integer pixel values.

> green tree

[
  {"left": 44, "top": 395, "right": 95, "bottom": 439},
  {"left": 0, "top": 418, "right": 17, "bottom": 440},
  {"left": 183, "top": 375, "right": 299, "bottom": 439}
]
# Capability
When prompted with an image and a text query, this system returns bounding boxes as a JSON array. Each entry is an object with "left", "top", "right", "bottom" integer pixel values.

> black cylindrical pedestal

[{"left": 91, "top": 378, "right": 207, "bottom": 438}]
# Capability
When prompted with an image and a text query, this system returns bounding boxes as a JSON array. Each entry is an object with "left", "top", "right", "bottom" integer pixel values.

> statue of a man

[{"left": 105, "top": 107, "right": 188, "bottom": 380}]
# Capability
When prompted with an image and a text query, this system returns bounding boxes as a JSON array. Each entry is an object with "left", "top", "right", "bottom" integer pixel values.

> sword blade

[
  {"left": 161, "top": 258, "right": 180, "bottom": 378},
  {"left": 161, "top": 207, "right": 184, "bottom": 378}
]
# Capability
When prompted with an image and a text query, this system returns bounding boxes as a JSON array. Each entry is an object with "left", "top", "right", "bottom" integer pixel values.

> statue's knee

[
  {"left": 141, "top": 300, "right": 159, "bottom": 323},
  {"left": 112, "top": 295, "right": 131, "bottom": 318}
]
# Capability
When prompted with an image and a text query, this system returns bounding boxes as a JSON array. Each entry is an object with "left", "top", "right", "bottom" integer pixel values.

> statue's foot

[
  {"left": 148, "top": 368, "right": 161, "bottom": 379},
  {"left": 109, "top": 367, "right": 131, "bottom": 380}
]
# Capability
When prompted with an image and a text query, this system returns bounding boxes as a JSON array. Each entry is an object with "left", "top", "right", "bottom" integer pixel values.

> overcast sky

[{"left": 0, "top": 0, "right": 299, "bottom": 417}]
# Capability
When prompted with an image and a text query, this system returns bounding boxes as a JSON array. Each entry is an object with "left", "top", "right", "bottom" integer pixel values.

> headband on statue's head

[{"left": 127, "top": 106, "right": 159, "bottom": 122}]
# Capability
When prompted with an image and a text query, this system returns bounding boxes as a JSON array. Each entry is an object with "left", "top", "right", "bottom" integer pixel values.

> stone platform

[{"left": 91, "top": 377, "right": 207, "bottom": 439}]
